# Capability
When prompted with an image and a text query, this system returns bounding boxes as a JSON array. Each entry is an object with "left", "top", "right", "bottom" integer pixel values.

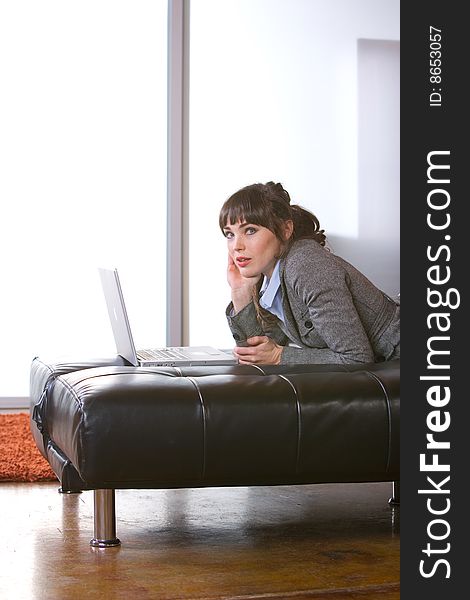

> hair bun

[
  {"left": 265, "top": 181, "right": 291, "bottom": 205},
  {"left": 291, "top": 204, "right": 326, "bottom": 246}
]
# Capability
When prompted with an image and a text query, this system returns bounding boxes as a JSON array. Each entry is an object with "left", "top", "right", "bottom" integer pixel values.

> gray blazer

[{"left": 226, "top": 239, "right": 400, "bottom": 365}]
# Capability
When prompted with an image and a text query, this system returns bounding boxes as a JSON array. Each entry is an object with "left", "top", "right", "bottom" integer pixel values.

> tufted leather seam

[
  {"left": 50, "top": 377, "right": 87, "bottom": 474},
  {"left": 56, "top": 376, "right": 84, "bottom": 409},
  {"left": 364, "top": 371, "right": 392, "bottom": 473},
  {"left": 247, "top": 364, "right": 268, "bottom": 374},
  {"left": 34, "top": 357, "right": 54, "bottom": 377},
  {"left": 279, "top": 375, "right": 301, "bottom": 475},
  {"left": 59, "top": 368, "right": 180, "bottom": 388},
  {"left": 186, "top": 377, "right": 207, "bottom": 481}
]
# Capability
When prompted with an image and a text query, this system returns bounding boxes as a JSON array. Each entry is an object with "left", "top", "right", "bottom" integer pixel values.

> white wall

[
  {"left": 353, "top": 39, "right": 400, "bottom": 296},
  {"left": 188, "top": 0, "right": 400, "bottom": 348}
]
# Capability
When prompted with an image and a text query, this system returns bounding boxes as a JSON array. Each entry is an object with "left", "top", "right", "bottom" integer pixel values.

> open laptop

[{"left": 99, "top": 267, "right": 237, "bottom": 367}]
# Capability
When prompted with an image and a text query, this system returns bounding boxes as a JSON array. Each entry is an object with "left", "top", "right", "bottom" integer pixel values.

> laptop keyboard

[{"left": 138, "top": 348, "right": 189, "bottom": 361}]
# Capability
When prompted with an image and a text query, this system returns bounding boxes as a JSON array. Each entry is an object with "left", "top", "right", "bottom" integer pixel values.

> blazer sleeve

[
  {"left": 226, "top": 301, "right": 289, "bottom": 346},
  {"left": 281, "top": 252, "right": 376, "bottom": 365}
]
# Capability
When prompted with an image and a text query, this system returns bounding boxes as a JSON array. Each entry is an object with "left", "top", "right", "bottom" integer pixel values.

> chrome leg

[
  {"left": 388, "top": 481, "right": 400, "bottom": 506},
  {"left": 90, "top": 489, "right": 121, "bottom": 547}
]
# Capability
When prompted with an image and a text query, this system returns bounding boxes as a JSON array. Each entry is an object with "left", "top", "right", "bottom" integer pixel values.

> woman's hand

[
  {"left": 234, "top": 336, "right": 283, "bottom": 365},
  {"left": 227, "top": 254, "right": 260, "bottom": 313}
]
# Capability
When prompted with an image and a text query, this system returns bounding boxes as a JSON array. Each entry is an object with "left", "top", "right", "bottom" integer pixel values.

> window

[{"left": 0, "top": 1, "right": 168, "bottom": 398}]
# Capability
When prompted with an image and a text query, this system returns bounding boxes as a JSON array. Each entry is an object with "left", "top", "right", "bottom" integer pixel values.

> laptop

[{"left": 99, "top": 267, "right": 237, "bottom": 367}]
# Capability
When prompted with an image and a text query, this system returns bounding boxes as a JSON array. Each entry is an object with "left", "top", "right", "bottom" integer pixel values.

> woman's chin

[{"left": 240, "top": 267, "right": 259, "bottom": 279}]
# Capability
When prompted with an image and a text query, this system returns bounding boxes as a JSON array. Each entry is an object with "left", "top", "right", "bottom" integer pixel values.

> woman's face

[{"left": 223, "top": 220, "right": 291, "bottom": 278}]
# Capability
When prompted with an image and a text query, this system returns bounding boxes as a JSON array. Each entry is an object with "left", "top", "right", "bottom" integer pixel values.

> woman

[{"left": 220, "top": 181, "right": 400, "bottom": 365}]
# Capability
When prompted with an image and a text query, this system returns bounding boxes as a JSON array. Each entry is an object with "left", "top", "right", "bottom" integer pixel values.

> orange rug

[{"left": 0, "top": 413, "right": 56, "bottom": 482}]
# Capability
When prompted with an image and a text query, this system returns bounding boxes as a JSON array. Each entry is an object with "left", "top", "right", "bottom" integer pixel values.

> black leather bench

[{"left": 29, "top": 356, "right": 400, "bottom": 547}]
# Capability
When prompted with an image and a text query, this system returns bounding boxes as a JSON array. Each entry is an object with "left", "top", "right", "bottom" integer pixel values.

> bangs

[{"left": 219, "top": 187, "right": 270, "bottom": 231}]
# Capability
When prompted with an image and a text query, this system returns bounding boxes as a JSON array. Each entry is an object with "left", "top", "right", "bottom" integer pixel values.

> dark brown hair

[
  {"left": 220, "top": 182, "right": 326, "bottom": 328},
  {"left": 219, "top": 181, "right": 326, "bottom": 248}
]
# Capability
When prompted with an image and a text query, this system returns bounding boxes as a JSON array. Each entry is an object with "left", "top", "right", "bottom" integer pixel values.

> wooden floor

[{"left": 0, "top": 481, "right": 399, "bottom": 599}]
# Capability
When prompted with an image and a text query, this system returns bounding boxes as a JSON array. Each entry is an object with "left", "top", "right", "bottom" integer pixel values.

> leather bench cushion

[{"left": 30, "top": 359, "right": 399, "bottom": 489}]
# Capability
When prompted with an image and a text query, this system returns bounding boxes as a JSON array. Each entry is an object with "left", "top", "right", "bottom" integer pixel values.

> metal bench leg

[
  {"left": 388, "top": 481, "right": 400, "bottom": 506},
  {"left": 90, "top": 489, "right": 121, "bottom": 547}
]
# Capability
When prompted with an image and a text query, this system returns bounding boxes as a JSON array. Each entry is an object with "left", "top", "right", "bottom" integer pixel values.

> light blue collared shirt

[{"left": 259, "top": 260, "right": 285, "bottom": 324}]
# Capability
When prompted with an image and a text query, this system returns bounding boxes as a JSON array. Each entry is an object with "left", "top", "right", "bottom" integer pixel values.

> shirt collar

[{"left": 259, "top": 259, "right": 281, "bottom": 308}]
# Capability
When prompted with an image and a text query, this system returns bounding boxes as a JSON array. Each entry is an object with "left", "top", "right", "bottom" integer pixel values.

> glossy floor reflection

[{"left": 0, "top": 482, "right": 399, "bottom": 599}]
